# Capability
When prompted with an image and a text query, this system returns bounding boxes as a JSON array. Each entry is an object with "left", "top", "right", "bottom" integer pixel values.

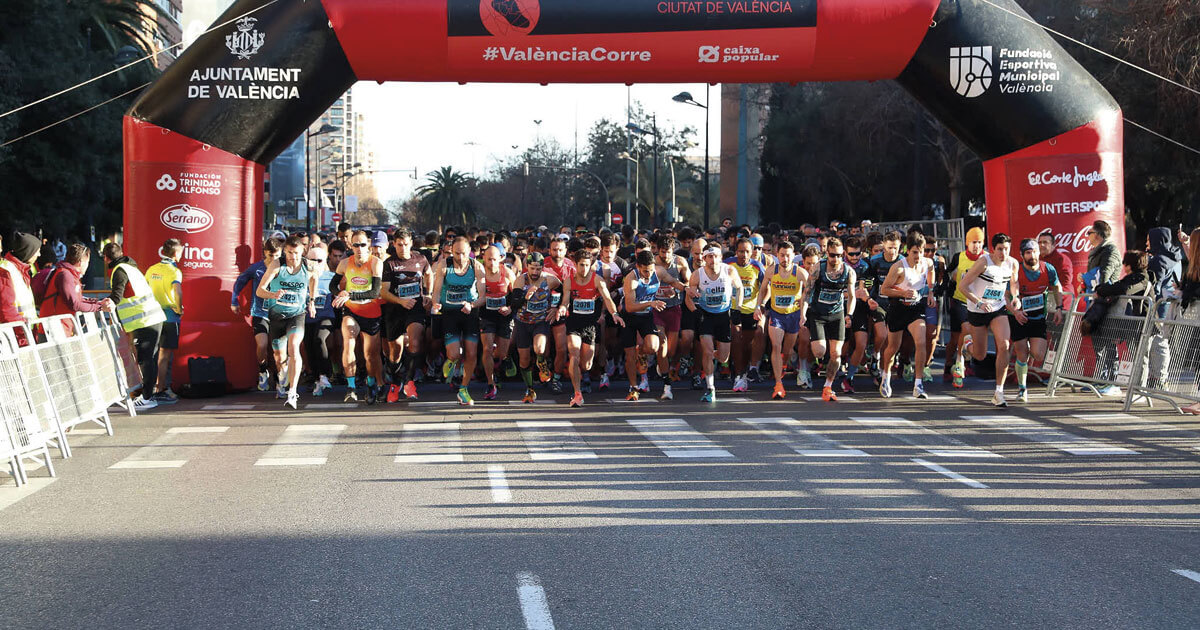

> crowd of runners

[{"left": 221, "top": 217, "right": 1104, "bottom": 410}]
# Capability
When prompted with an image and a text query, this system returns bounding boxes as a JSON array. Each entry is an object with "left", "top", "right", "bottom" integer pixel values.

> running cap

[
  {"left": 1020, "top": 238, "right": 1038, "bottom": 253},
  {"left": 372, "top": 231, "right": 388, "bottom": 247},
  {"left": 966, "top": 227, "right": 986, "bottom": 243},
  {"left": 749, "top": 235, "right": 765, "bottom": 247},
  {"left": 703, "top": 246, "right": 722, "bottom": 257},
  {"left": 526, "top": 252, "right": 545, "bottom": 264}
]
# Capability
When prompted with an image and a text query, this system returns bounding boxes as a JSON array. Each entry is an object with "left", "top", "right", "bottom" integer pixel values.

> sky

[{"left": 352, "top": 82, "right": 721, "bottom": 204}]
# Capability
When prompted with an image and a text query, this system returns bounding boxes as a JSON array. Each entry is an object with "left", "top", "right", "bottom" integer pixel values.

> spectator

[
  {"left": 38, "top": 244, "right": 112, "bottom": 318},
  {"left": 1142, "top": 227, "right": 1182, "bottom": 389},
  {"left": 146, "top": 239, "right": 184, "bottom": 404},
  {"left": 52, "top": 238, "right": 67, "bottom": 262},
  {"left": 30, "top": 244, "right": 58, "bottom": 306},
  {"left": 1038, "top": 231, "right": 1074, "bottom": 308},
  {"left": 1092, "top": 250, "right": 1149, "bottom": 396},
  {"left": 0, "top": 231, "right": 41, "bottom": 324},
  {"left": 1083, "top": 220, "right": 1122, "bottom": 290},
  {"left": 104, "top": 242, "right": 166, "bottom": 411}
]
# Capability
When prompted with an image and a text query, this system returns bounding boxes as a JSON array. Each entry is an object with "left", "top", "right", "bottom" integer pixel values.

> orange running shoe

[
  {"left": 570, "top": 392, "right": 583, "bottom": 407},
  {"left": 626, "top": 387, "right": 640, "bottom": 401},
  {"left": 386, "top": 384, "right": 401, "bottom": 403},
  {"left": 403, "top": 380, "right": 418, "bottom": 401},
  {"left": 771, "top": 383, "right": 786, "bottom": 400},
  {"left": 822, "top": 386, "right": 838, "bottom": 402}
]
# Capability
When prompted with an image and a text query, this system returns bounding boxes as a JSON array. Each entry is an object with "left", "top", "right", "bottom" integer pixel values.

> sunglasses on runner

[
  {"left": 846, "top": 251, "right": 861, "bottom": 257},
  {"left": 827, "top": 252, "right": 843, "bottom": 258},
  {"left": 351, "top": 242, "right": 368, "bottom": 248}
]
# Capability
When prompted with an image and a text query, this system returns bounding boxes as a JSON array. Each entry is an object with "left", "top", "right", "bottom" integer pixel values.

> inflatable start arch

[{"left": 124, "top": 0, "right": 1125, "bottom": 388}]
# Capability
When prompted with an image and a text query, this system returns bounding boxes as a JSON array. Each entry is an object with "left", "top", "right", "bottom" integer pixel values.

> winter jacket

[
  {"left": 39, "top": 262, "right": 105, "bottom": 317},
  {"left": 1087, "top": 239, "right": 1122, "bottom": 286}
]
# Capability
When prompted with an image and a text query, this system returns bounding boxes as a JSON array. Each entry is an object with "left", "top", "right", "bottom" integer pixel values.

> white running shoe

[
  {"left": 659, "top": 384, "right": 674, "bottom": 401},
  {"left": 313, "top": 375, "right": 331, "bottom": 397},
  {"left": 879, "top": 380, "right": 893, "bottom": 399},
  {"left": 913, "top": 382, "right": 928, "bottom": 399},
  {"left": 638, "top": 372, "right": 650, "bottom": 393},
  {"left": 132, "top": 395, "right": 158, "bottom": 411},
  {"left": 1017, "top": 388, "right": 1029, "bottom": 403},
  {"left": 992, "top": 390, "right": 1008, "bottom": 407},
  {"left": 276, "top": 384, "right": 287, "bottom": 400},
  {"left": 798, "top": 370, "right": 813, "bottom": 389},
  {"left": 732, "top": 375, "right": 747, "bottom": 393},
  {"left": 286, "top": 391, "right": 299, "bottom": 410}
]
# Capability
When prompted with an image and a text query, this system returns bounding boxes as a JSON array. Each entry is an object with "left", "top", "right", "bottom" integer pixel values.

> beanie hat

[
  {"left": 10, "top": 232, "right": 41, "bottom": 262},
  {"left": 965, "top": 227, "right": 986, "bottom": 244}
]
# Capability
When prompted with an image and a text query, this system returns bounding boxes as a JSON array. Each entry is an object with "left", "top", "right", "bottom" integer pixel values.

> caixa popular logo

[{"left": 160, "top": 204, "right": 214, "bottom": 234}]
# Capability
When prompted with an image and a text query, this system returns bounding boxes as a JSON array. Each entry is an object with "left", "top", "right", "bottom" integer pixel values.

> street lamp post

[
  {"left": 626, "top": 119, "right": 660, "bottom": 227},
  {"left": 673, "top": 87, "right": 710, "bottom": 229},
  {"left": 305, "top": 123, "right": 340, "bottom": 233},
  {"left": 617, "top": 151, "right": 641, "bottom": 232},
  {"left": 526, "top": 162, "right": 612, "bottom": 230}
]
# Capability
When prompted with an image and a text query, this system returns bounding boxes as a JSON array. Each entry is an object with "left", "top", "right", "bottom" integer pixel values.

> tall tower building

[{"left": 146, "top": 0, "right": 183, "bottom": 69}]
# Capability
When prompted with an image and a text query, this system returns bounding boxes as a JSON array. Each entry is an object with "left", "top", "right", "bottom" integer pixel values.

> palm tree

[
  {"left": 415, "top": 166, "right": 476, "bottom": 232},
  {"left": 83, "top": 0, "right": 166, "bottom": 55}
]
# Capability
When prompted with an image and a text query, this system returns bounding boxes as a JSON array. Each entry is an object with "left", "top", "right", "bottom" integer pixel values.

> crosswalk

[{"left": 81, "top": 412, "right": 1175, "bottom": 472}]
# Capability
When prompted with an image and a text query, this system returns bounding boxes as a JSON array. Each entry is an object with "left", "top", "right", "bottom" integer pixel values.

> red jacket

[
  {"left": 38, "top": 262, "right": 105, "bottom": 318},
  {"left": 1042, "top": 249, "right": 1075, "bottom": 309},
  {"left": 0, "top": 253, "right": 32, "bottom": 323}
]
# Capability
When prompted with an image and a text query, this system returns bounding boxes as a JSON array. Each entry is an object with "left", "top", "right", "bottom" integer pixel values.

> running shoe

[
  {"left": 660, "top": 384, "right": 674, "bottom": 401},
  {"left": 903, "top": 364, "right": 914, "bottom": 383},
  {"left": 457, "top": 387, "right": 474, "bottom": 406},
  {"left": 484, "top": 384, "right": 499, "bottom": 401},
  {"left": 153, "top": 390, "right": 178, "bottom": 405},
  {"left": 257, "top": 370, "right": 271, "bottom": 392},
  {"left": 313, "top": 375, "right": 331, "bottom": 397},
  {"left": 276, "top": 384, "right": 287, "bottom": 400},
  {"left": 924, "top": 372, "right": 934, "bottom": 383},
  {"left": 747, "top": 365, "right": 761, "bottom": 383},
  {"left": 626, "top": 387, "right": 640, "bottom": 401},
  {"left": 286, "top": 391, "right": 299, "bottom": 410},
  {"left": 386, "top": 384, "right": 401, "bottom": 404},
  {"left": 691, "top": 373, "right": 704, "bottom": 390},
  {"left": 638, "top": 372, "right": 650, "bottom": 393},
  {"left": 822, "top": 386, "right": 838, "bottom": 402},
  {"left": 570, "top": 392, "right": 583, "bottom": 408},
  {"left": 771, "top": 383, "right": 786, "bottom": 400},
  {"left": 582, "top": 376, "right": 592, "bottom": 394},
  {"left": 992, "top": 390, "right": 1008, "bottom": 407},
  {"left": 732, "top": 376, "right": 747, "bottom": 393},
  {"left": 913, "top": 382, "right": 928, "bottom": 399},
  {"left": 839, "top": 379, "right": 855, "bottom": 395},
  {"left": 132, "top": 395, "right": 158, "bottom": 411},
  {"left": 1017, "top": 387, "right": 1028, "bottom": 403},
  {"left": 344, "top": 389, "right": 358, "bottom": 403},
  {"left": 599, "top": 373, "right": 611, "bottom": 391},
  {"left": 701, "top": 387, "right": 716, "bottom": 403},
  {"left": 523, "top": 388, "right": 537, "bottom": 403},
  {"left": 678, "top": 356, "right": 692, "bottom": 379},
  {"left": 549, "top": 376, "right": 564, "bottom": 394},
  {"left": 504, "top": 358, "right": 518, "bottom": 379},
  {"left": 443, "top": 358, "right": 459, "bottom": 382},
  {"left": 367, "top": 384, "right": 379, "bottom": 405},
  {"left": 1098, "top": 385, "right": 1123, "bottom": 397},
  {"left": 880, "top": 380, "right": 893, "bottom": 399},
  {"left": 797, "top": 370, "right": 813, "bottom": 390},
  {"left": 537, "top": 356, "right": 552, "bottom": 383},
  {"left": 403, "top": 380, "right": 419, "bottom": 401},
  {"left": 951, "top": 358, "right": 965, "bottom": 389}
]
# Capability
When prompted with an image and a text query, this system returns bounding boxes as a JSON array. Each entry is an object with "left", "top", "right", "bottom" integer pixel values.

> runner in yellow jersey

[
  {"left": 757, "top": 240, "right": 808, "bottom": 400},
  {"left": 725, "top": 237, "right": 766, "bottom": 392}
]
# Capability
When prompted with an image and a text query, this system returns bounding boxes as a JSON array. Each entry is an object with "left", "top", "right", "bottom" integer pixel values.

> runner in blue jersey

[
  {"left": 256, "top": 236, "right": 318, "bottom": 410},
  {"left": 232, "top": 237, "right": 282, "bottom": 391}
]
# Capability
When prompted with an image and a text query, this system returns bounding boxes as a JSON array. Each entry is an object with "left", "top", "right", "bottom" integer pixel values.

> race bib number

[
  {"left": 573, "top": 298, "right": 596, "bottom": 315},
  {"left": 486, "top": 296, "right": 507, "bottom": 310},
  {"left": 817, "top": 289, "right": 841, "bottom": 305},
  {"left": 1021, "top": 294, "right": 1045, "bottom": 312},
  {"left": 314, "top": 295, "right": 326, "bottom": 309},
  {"left": 278, "top": 290, "right": 299, "bottom": 304},
  {"left": 446, "top": 290, "right": 467, "bottom": 304},
  {"left": 982, "top": 287, "right": 1004, "bottom": 301},
  {"left": 743, "top": 286, "right": 753, "bottom": 299},
  {"left": 396, "top": 282, "right": 420, "bottom": 298},
  {"left": 774, "top": 295, "right": 794, "bottom": 310},
  {"left": 527, "top": 298, "right": 548, "bottom": 313},
  {"left": 550, "top": 292, "right": 562, "bottom": 308}
]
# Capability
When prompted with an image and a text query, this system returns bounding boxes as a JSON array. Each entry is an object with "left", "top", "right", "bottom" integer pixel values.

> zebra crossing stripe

[
  {"left": 255, "top": 424, "right": 347, "bottom": 466},
  {"left": 964, "top": 415, "right": 1137, "bottom": 455},
  {"left": 626, "top": 418, "right": 734, "bottom": 458},
  {"left": 395, "top": 423, "right": 464, "bottom": 463},
  {"left": 851, "top": 416, "right": 1002, "bottom": 458},
  {"left": 516, "top": 421, "right": 598, "bottom": 461},
  {"left": 738, "top": 417, "right": 870, "bottom": 457},
  {"left": 109, "top": 426, "right": 230, "bottom": 470}
]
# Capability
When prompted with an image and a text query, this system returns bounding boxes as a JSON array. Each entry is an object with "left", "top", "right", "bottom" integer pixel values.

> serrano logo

[
  {"left": 480, "top": 0, "right": 540, "bottom": 37},
  {"left": 160, "top": 204, "right": 214, "bottom": 234},
  {"left": 950, "top": 46, "right": 993, "bottom": 98}
]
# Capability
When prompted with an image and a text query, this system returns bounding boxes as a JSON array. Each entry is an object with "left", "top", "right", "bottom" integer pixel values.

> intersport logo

[{"left": 160, "top": 204, "right": 214, "bottom": 234}]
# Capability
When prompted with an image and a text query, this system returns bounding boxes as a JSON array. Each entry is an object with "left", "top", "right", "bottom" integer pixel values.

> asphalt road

[{"left": 3, "top": 381, "right": 1200, "bottom": 629}]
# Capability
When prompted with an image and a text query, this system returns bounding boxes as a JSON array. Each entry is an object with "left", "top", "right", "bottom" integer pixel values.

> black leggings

[
  {"left": 305, "top": 319, "right": 336, "bottom": 377},
  {"left": 132, "top": 323, "right": 162, "bottom": 394}
]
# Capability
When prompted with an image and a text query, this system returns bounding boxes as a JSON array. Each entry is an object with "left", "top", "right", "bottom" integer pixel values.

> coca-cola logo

[
  {"left": 1039, "top": 226, "right": 1094, "bottom": 254},
  {"left": 160, "top": 204, "right": 214, "bottom": 234}
]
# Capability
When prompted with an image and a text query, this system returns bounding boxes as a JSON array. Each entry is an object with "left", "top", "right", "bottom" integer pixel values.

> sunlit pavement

[{"left": 3, "top": 382, "right": 1200, "bottom": 629}]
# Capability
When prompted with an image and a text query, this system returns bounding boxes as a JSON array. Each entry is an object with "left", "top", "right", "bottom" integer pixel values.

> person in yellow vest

[
  {"left": 0, "top": 232, "right": 40, "bottom": 324},
  {"left": 145, "top": 238, "right": 184, "bottom": 405},
  {"left": 103, "top": 242, "right": 167, "bottom": 412}
]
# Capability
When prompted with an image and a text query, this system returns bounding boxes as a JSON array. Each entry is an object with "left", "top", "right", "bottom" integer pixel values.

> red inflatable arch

[{"left": 124, "top": 0, "right": 1124, "bottom": 388}]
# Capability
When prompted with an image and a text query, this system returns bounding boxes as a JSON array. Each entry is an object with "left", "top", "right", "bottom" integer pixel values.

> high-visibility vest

[
  {"left": 113, "top": 263, "right": 166, "bottom": 332},
  {"left": 0, "top": 259, "right": 35, "bottom": 322}
]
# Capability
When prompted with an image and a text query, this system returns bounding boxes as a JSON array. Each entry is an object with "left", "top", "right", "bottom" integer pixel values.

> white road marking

[
  {"left": 395, "top": 423, "right": 464, "bottom": 464},
  {"left": 1172, "top": 569, "right": 1200, "bottom": 585},
  {"left": 0, "top": 477, "right": 57, "bottom": 512},
  {"left": 508, "top": 400, "right": 556, "bottom": 405},
  {"left": 488, "top": 465, "right": 512, "bottom": 503},
  {"left": 964, "top": 415, "right": 1137, "bottom": 455},
  {"left": 517, "top": 421, "right": 597, "bottom": 460},
  {"left": 202, "top": 404, "right": 256, "bottom": 411},
  {"left": 68, "top": 428, "right": 109, "bottom": 435},
  {"left": 801, "top": 396, "right": 861, "bottom": 403},
  {"left": 851, "top": 416, "right": 1001, "bottom": 458},
  {"left": 305, "top": 403, "right": 359, "bottom": 410},
  {"left": 517, "top": 572, "right": 556, "bottom": 630},
  {"left": 254, "top": 424, "right": 347, "bottom": 466},
  {"left": 717, "top": 397, "right": 752, "bottom": 402},
  {"left": 603, "top": 398, "right": 659, "bottom": 404},
  {"left": 912, "top": 458, "right": 989, "bottom": 489},
  {"left": 1073, "top": 413, "right": 1200, "bottom": 451},
  {"left": 626, "top": 418, "right": 734, "bottom": 458},
  {"left": 109, "top": 426, "right": 229, "bottom": 470},
  {"left": 738, "top": 417, "right": 870, "bottom": 457}
]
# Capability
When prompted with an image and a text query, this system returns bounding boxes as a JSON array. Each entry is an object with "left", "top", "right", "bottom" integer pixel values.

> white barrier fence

[{"left": 0, "top": 312, "right": 137, "bottom": 486}]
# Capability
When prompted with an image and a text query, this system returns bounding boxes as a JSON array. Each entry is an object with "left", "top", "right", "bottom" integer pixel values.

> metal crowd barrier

[
  {"left": 1045, "top": 294, "right": 1156, "bottom": 399},
  {"left": 1123, "top": 298, "right": 1200, "bottom": 413},
  {"left": 0, "top": 312, "right": 136, "bottom": 486}
]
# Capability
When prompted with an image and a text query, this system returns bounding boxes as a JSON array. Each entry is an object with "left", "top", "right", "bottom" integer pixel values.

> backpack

[{"left": 180, "top": 356, "right": 229, "bottom": 398}]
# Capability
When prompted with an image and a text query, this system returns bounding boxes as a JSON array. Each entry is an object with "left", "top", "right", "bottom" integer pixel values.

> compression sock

[
  {"left": 1016, "top": 360, "right": 1029, "bottom": 388},
  {"left": 846, "top": 365, "right": 858, "bottom": 381},
  {"left": 367, "top": 376, "right": 376, "bottom": 387},
  {"left": 705, "top": 372, "right": 715, "bottom": 390},
  {"left": 408, "top": 352, "right": 425, "bottom": 381},
  {"left": 522, "top": 367, "right": 534, "bottom": 388},
  {"left": 347, "top": 376, "right": 356, "bottom": 389}
]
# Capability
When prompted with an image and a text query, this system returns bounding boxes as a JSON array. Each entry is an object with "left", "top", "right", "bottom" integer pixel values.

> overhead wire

[{"left": 0, "top": 83, "right": 151, "bottom": 149}]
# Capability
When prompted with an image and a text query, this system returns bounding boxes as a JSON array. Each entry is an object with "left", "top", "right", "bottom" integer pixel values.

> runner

[
  {"left": 794, "top": 244, "right": 822, "bottom": 389},
  {"left": 726, "top": 237, "right": 766, "bottom": 392},
  {"left": 256, "top": 236, "right": 319, "bottom": 410},
  {"left": 232, "top": 237, "right": 282, "bottom": 392},
  {"left": 957, "top": 233, "right": 1022, "bottom": 408},
  {"left": 652, "top": 235, "right": 691, "bottom": 400},
  {"left": 558, "top": 248, "right": 625, "bottom": 407},
  {"left": 621, "top": 251, "right": 669, "bottom": 401},
  {"left": 429, "top": 236, "right": 487, "bottom": 406},
  {"left": 304, "top": 245, "right": 336, "bottom": 397},
  {"left": 844, "top": 236, "right": 871, "bottom": 394},
  {"left": 687, "top": 246, "right": 744, "bottom": 403},
  {"left": 878, "top": 232, "right": 936, "bottom": 399},
  {"left": 865, "top": 231, "right": 902, "bottom": 386},
  {"left": 480, "top": 244, "right": 516, "bottom": 401},
  {"left": 681, "top": 237, "right": 706, "bottom": 390},
  {"left": 380, "top": 227, "right": 433, "bottom": 402},
  {"left": 331, "top": 230, "right": 385, "bottom": 404},
  {"left": 800, "top": 237, "right": 856, "bottom": 401},
  {"left": 758, "top": 240, "right": 807, "bottom": 400},
  {"left": 543, "top": 237, "right": 576, "bottom": 394},
  {"left": 511, "top": 252, "right": 561, "bottom": 403},
  {"left": 945, "top": 227, "right": 986, "bottom": 387},
  {"left": 595, "top": 233, "right": 628, "bottom": 391},
  {"left": 1010, "top": 238, "right": 1064, "bottom": 403}
]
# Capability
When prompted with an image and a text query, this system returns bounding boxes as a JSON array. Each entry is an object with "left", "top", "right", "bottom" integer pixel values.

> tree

[{"left": 415, "top": 166, "right": 476, "bottom": 232}]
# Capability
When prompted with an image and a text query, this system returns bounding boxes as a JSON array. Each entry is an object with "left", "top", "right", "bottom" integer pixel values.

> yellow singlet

[{"left": 767, "top": 262, "right": 803, "bottom": 314}]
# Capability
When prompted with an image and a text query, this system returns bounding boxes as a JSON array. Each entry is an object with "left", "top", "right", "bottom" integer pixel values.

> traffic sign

[
  {"left": 331, "top": 212, "right": 342, "bottom": 222},
  {"left": 612, "top": 214, "right": 623, "bottom": 225}
]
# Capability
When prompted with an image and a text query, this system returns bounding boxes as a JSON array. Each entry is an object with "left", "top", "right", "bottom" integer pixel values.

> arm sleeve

[
  {"left": 329, "top": 273, "right": 343, "bottom": 295},
  {"left": 349, "top": 276, "right": 381, "bottom": 301},
  {"left": 108, "top": 267, "right": 128, "bottom": 304},
  {"left": 231, "top": 267, "right": 252, "bottom": 306},
  {"left": 508, "top": 287, "right": 527, "bottom": 311}
]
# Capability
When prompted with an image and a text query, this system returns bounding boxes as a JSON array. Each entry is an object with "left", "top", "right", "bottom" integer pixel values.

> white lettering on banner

[
  {"left": 1027, "top": 200, "right": 1106, "bottom": 216},
  {"left": 953, "top": 46, "right": 1061, "bottom": 98},
  {"left": 697, "top": 44, "right": 781, "bottom": 63},
  {"left": 160, "top": 204, "right": 214, "bottom": 234},
  {"left": 657, "top": 1, "right": 794, "bottom": 13},
  {"left": 1027, "top": 166, "right": 1106, "bottom": 188},
  {"left": 179, "top": 242, "right": 216, "bottom": 270},
  {"left": 486, "top": 46, "right": 652, "bottom": 63}
]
